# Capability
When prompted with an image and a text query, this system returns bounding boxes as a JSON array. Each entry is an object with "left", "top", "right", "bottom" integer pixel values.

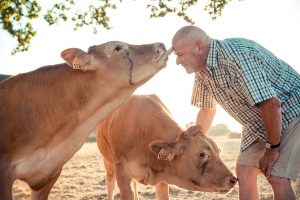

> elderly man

[{"left": 171, "top": 25, "right": 300, "bottom": 200}]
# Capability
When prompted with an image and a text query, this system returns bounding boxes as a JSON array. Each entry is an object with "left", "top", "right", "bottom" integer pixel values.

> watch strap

[{"left": 266, "top": 141, "right": 280, "bottom": 149}]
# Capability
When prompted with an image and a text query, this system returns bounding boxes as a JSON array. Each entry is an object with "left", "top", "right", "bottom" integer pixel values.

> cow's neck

[
  {"left": 53, "top": 83, "right": 136, "bottom": 165},
  {"left": 13, "top": 67, "right": 137, "bottom": 183}
]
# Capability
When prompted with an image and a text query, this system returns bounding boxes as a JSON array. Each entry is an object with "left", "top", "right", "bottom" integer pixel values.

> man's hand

[{"left": 259, "top": 148, "right": 279, "bottom": 178}]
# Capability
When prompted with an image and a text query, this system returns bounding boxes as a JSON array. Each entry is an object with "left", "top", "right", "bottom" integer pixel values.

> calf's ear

[
  {"left": 61, "top": 48, "right": 94, "bottom": 71},
  {"left": 149, "top": 141, "right": 183, "bottom": 161}
]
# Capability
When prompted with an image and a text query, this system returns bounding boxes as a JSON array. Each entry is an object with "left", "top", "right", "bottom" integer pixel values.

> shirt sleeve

[
  {"left": 191, "top": 72, "right": 216, "bottom": 108},
  {"left": 239, "top": 52, "right": 277, "bottom": 105}
]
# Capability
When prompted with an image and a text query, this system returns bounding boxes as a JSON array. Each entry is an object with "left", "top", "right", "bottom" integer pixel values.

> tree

[
  {"left": 0, "top": 0, "right": 234, "bottom": 55},
  {"left": 208, "top": 124, "right": 231, "bottom": 137}
]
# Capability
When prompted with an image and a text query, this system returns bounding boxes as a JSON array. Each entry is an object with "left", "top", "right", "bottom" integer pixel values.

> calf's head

[
  {"left": 61, "top": 41, "right": 169, "bottom": 87},
  {"left": 150, "top": 125, "right": 237, "bottom": 193}
]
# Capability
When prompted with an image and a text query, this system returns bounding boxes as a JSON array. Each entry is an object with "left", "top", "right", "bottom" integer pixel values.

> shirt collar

[
  {"left": 202, "top": 39, "right": 217, "bottom": 77},
  {"left": 207, "top": 39, "right": 218, "bottom": 69}
]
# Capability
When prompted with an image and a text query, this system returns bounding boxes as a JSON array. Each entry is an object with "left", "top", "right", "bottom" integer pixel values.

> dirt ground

[{"left": 12, "top": 138, "right": 300, "bottom": 199}]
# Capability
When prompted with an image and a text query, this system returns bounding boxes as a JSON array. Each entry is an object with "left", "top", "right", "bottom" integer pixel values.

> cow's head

[
  {"left": 149, "top": 125, "right": 237, "bottom": 193},
  {"left": 61, "top": 41, "right": 169, "bottom": 87}
]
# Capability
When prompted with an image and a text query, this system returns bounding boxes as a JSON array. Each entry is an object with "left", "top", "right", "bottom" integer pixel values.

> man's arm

[
  {"left": 259, "top": 97, "right": 282, "bottom": 145},
  {"left": 196, "top": 107, "right": 216, "bottom": 134},
  {"left": 258, "top": 97, "right": 282, "bottom": 178}
]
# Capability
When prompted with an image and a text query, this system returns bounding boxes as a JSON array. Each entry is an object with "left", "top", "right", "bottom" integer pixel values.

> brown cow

[
  {"left": 0, "top": 41, "right": 169, "bottom": 200},
  {"left": 96, "top": 94, "right": 237, "bottom": 200}
]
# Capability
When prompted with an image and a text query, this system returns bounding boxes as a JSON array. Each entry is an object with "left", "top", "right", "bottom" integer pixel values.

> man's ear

[
  {"left": 61, "top": 48, "right": 94, "bottom": 71},
  {"left": 194, "top": 42, "right": 204, "bottom": 55},
  {"left": 149, "top": 140, "right": 184, "bottom": 161}
]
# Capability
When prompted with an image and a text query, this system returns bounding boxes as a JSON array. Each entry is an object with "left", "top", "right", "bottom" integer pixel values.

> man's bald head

[
  {"left": 171, "top": 26, "right": 211, "bottom": 73},
  {"left": 172, "top": 26, "right": 210, "bottom": 46}
]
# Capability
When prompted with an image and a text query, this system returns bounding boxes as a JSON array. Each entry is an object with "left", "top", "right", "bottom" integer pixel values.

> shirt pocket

[
  {"left": 214, "top": 68, "right": 242, "bottom": 102},
  {"left": 215, "top": 82, "right": 240, "bottom": 103}
]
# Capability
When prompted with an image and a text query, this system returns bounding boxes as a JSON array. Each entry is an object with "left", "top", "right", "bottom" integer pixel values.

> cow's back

[
  {"left": 0, "top": 64, "right": 92, "bottom": 153},
  {"left": 97, "top": 94, "right": 183, "bottom": 163}
]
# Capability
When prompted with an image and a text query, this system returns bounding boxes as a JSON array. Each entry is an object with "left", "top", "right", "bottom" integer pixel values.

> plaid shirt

[{"left": 191, "top": 38, "right": 300, "bottom": 151}]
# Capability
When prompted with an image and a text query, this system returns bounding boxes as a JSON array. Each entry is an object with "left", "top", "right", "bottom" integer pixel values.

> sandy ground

[{"left": 12, "top": 138, "right": 300, "bottom": 200}]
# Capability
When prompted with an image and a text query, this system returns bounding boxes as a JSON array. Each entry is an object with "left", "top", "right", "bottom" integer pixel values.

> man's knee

[
  {"left": 236, "top": 164, "right": 259, "bottom": 182},
  {"left": 267, "top": 175, "right": 290, "bottom": 187}
]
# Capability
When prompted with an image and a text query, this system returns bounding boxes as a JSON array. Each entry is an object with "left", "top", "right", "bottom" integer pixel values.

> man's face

[{"left": 172, "top": 39, "right": 203, "bottom": 74}]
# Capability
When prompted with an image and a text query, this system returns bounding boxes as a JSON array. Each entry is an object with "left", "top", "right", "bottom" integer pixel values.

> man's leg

[
  {"left": 267, "top": 176, "right": 296, "bottom": 200},
  {"left": 236, "top": 140, "right": 267, "bottom": 200},
  {"left": 266, "top": 117, "right": 300, "bottom": 200},
  {"left": 236, "top": 164, "right": 260, "bottom": 200}
]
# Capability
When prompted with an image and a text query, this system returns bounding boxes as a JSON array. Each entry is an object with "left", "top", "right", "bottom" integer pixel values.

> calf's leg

[
  {"left": 103, "top": 158, "right": 116, "bottom": 200},
  {"left": 132, "top": 180, "right": 139, "bottom": 200},
  {"left": 115, "top": 162, "right": 134, "bottom": 200},
  {"left": 155, "top": 181, "right": 169, "bottom": 200},
  {"left": 30, "top": 168, "right": 62, "bottom": 200}
]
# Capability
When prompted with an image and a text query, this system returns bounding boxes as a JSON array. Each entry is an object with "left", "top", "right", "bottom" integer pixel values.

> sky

[{"left": 0, "top": 0, "right": 300, "bottom": 132}]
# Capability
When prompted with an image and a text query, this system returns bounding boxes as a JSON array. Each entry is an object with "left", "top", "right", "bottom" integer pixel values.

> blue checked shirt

[{"left": 191, "top": 38, "right": 300, "bottom": 152}]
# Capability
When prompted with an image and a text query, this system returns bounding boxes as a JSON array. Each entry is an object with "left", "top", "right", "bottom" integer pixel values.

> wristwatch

[{"left": 266, "top": 141, "right": 280, "bottom": 149}]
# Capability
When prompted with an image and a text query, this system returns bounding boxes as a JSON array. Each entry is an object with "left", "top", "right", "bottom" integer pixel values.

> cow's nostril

[
  {"left": 229, "top": 177, "right": 237, "bottom": 185},
  {"left": 155, "top": 43, "right": 166, "bottom": 51}
]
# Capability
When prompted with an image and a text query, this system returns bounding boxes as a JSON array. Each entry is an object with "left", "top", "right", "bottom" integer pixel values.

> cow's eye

[
  {"left": 199, "top": 152, "right": 206, "bottom": 159},
  {"left": 115, "top": 45, "right": 123, "bottom": 52}
]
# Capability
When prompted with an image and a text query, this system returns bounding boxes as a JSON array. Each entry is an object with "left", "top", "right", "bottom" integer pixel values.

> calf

[
  {"left": 0, "top": 41, "right": 169, "bottom": 200},
  {"left": 96, "top": 94, "right": 237, "bottom": 200}
]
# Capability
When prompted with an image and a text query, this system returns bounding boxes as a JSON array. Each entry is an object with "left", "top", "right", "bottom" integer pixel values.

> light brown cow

[
  {"left": 96, "top": 94, "right": 237, "bottom": 200},
  {"left": 0, "top": 41, "right": 169, "bottom": 200}
]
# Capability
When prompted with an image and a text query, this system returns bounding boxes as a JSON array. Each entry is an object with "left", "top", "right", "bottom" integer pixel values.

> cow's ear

[
  {"left": 149, "top": 140, "right": 183, "bottom": 161},
  {"left": 61, "top": 48, "right": 94, "bottom": 71},
  {"left": 183, "top": 125, "right": 204, "bottom": 138}
]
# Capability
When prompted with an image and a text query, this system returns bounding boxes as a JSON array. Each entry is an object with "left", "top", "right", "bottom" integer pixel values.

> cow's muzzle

[{"left": 153, "top": 43, "right": 169, "bottom": 62}]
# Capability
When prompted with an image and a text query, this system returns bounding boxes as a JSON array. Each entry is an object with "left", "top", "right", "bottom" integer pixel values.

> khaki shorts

[{"left": 237, "top": 117, "right": 300, "bottom": 180}]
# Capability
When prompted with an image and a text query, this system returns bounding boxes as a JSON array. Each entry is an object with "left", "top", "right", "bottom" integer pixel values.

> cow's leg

[
  {"left": 155, "top": 181, "right": 169, "bottom": 200},
  {"left": 30, "top": 168, "right": 62, "bottom": 200},
  {"left": 103, "top": 158, "right": 116, "bottom": 200},
  {"left": 132, "top": 180, "right": 139, "bottom": 200},
  {"left": 115, "top": 162, "right": 134, "bottom": 200},
  {"left": 0, "top": 163, "right": 14, "bottom": 200}
]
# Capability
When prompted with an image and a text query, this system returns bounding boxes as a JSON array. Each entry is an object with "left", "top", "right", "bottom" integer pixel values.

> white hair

[{"left": 173, "top": 26, "right": 210, "bottom": 45}]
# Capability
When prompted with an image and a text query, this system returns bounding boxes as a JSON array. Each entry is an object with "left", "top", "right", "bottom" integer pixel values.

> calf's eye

[{"left": 199, "top": 152, "right": 205, "bottom": 159}]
